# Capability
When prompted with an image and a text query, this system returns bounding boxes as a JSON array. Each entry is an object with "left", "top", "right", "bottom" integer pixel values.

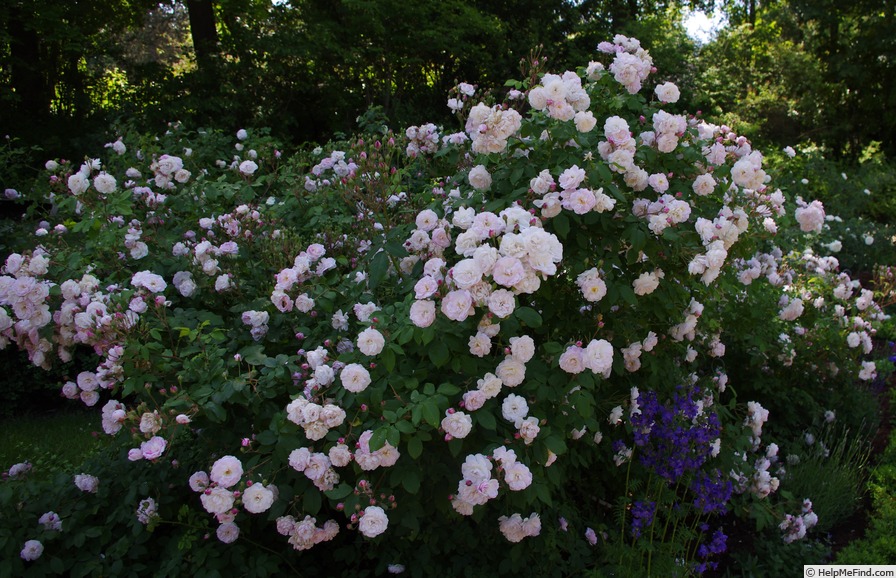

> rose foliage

[{"left": 0, "top": 35, "right": 889, "bottom": 577}]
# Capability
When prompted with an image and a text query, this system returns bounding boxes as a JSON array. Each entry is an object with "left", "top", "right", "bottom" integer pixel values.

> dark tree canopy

[{"left": 0, "top": 0, "right": 891, "bottom": 160}]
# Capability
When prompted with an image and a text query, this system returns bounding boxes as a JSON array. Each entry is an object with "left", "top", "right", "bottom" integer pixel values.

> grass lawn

[{"left": 0, "top": 409, "right": 102, "bottom": 475}]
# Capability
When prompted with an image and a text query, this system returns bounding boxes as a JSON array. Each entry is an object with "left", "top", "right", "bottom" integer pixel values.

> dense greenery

[
  {"left": 0, "top": 2, "right": 894, "bottom": 576},
  {"left": 2, "top": 1, "right": 892, "bottom": 161}
]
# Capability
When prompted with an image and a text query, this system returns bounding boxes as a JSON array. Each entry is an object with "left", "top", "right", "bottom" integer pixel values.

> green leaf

[
  {"left": 428, "top": 340, "right": 449, "bottom": 367},
  {"left": 386, "top": 426, "right": 400, "bottom": 448},
  {"left": 515, "top": 307, "right": 543, "bottom": 328},
  {"left": 241, "top": 344, "right": 267, "bottom": 365},
  {"left": 395, "top": 419, "right": 415, "bottom": 434},
  {"left": 476, "top": 409, "right": 496, "bottom": 431},
  {"left": 368, "top": 428, "right": 388, "bottom": 452},
  {"left": 422, "top": 400, "right": 441, "bottom": 428},
  {"left": 50, "top": 557, "right": 65, "bottom": 573},
  {"left": 382, "top": 347, "right": 396, "bottom": 373},
  {"left": 553, "top": 213, "right": 570, "bottom": 239},
  {"left": 368, "top": 250, "right": 390, "bottom": 289},
  {"left": 543, "top": 435, "right": 567, "bottom": 455},
  {"left": 204, "top": 402, "right": 226, "bottom": 423},
  {"left": 303, "top": 488, "right": 321, "bottom": 515},
  {"left": 255, "top": 430, "right": 278, "bottom": 446},
  {"left": 324, "top": 483, "right": 353, "bottom": 500},
  {"left": 401, "top": 469, "right": 421, "bottom": 494},
  {"left": 437, "top": 382, "right": 461, "bottom": 396},
  {"left": 407, "top": 436, "right": 423, "bottom": 459},
  {"left": 619, "top": 284, "right": 637, "bottom": 306},
  {"left": 534, "top": 483, "right": 553, "bottom": 506}
]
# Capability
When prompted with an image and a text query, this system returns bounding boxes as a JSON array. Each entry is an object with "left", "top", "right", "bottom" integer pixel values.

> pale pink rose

[
  {"left": 518, "top": 415, "right": 540, "bottom": 444},
  {"left": 414, "top": 276, "right": 439, "bottom": 299},
  {"left": 80, "top": 390, "right": 100, "bottom": 406},
  {"left": 201, "top": 487, "right": 235, "bottom": 514},
  {"left": 580, "top": 276, "right": 607, "bottom": 302},
  {"left": 795, "top": 200, "right": 825, "bottom": 233},
  {"left": 415, "top": 209, "right": 439, "bottom": 232},
  {"left": 441, "top": 290, "right": 474, "bottom": 322},
  {"left": 468, "top": 165, "right": 492, "bottom": 191},
  {"left": 189, "top": 471, "right": 209, "bottom": 492},
  {"left": 289, "top": 448, "right": 311, "bottom": 472},
  {"left": 504, "top": 461, "right": 533, "bottom": 490},
  {"left": 463, "top": 390, "right": 487, "bottom": 411},
  {"left": 559, "top": 346, "right": 585, "bottom": 374},
  {"left": 509, "top": 336, "right": 536, "bottom": 363},
  {"left": 468, "top": 332, "right": 492, "bottom": 357},
  {"left": 358, "top": 506, "right": 389, "bottom": 538},
  {"left": 242, "top": 483, "right": 275, "bottom": 514},
  {"left": 140, "top": 436, "right": 167, "bottom": 460},
  {"left": 216, "top": 522, "right": 240, "bottom": 543},
  {"left": 583, "top": 339, "right": 613, "bottom": 376},
  {"left": 492, "top": 257, "right": 525, "bottom": 287},
  {"left": 496, "top": 357, "right": 526, "bottom": 387},
  {"left": 328, "top": 444, "right": 352, "bottom": 467},
  {"left": 574, "top": 111, "right": 597, "bottom": 133},
  {"left": 20, "top": 539, "right": 43, "bottom": 561},
  {"left": 239, "top": 160, "right": 258, "bottom": 176},
  {"left": 633, "top": 270, "right": 662, "bottom": 296},
  {"left": 692, "top": 173, "right": 716, "bottom": 196},
  {"left": 74, "top": 474, "right": 99, "bottom": 493},
  {"left": 441, "top": 411, "right": 473, "bottom": 438},
  {"left": 484, "top": 288, "right": 514, "bottom": 318},
  {"left": 210, "top": 455, "right": 243, "bottom": 488},
  {"left": 409, "top": 300, "right": 436, "bottom": 327},
  {"left": 477, "top": 373, "right": 503, "bottom": 398},
  {"left": 564, "top": 188, "right": 597, "bottom": 214},
  {"left": 340, "top": 363, "right": 372, "bottom": 393},
  {"left": 451, "top": 259, "right": 483, "bottom": 290},
  {"left": 502, "top": 394, "right": 529, "bottom": 423},
  {"left": 357, "top": 327, "right": 385, "bottom": 356},
  {"left": 654, "top": 82, "right": 680, "bottom": 103}
]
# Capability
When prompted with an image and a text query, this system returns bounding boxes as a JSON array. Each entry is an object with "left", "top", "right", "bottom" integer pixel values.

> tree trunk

[
  {"left": 186, "top": 0, "right": 218, "bottom": 71},
  {"left": 8, "top": 4, "right": 48, "bottom": 120}
]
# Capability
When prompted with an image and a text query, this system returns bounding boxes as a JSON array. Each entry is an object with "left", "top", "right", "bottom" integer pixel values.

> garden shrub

[{"left": 0, "top": 34, "right": 891, "bottom": 577}]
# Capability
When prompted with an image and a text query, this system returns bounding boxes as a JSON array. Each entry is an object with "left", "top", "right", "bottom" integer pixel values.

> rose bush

[{"left": 0, "top": 34, "right": 890, "bottom": 577}]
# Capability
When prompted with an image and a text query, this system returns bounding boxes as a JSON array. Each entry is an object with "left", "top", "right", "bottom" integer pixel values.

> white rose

[
  {"left": 468, "top": 165, "right": 492, "bottom": 191},
  {"left": 357, "top": 328, "right": 385, "bottom": 356},
  {"left": 358, "top": 506, "right": 389, "bottom": 538}
]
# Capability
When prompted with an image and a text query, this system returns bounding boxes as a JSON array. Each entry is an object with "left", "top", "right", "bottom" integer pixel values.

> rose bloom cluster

[
  {"left": 170, "top": 205, "right": 270, "bottom": 291},
  {"left": 3, "top": 32, "right": 888, "bottom": 561},
  {"left": 527, "top": 71, "right": 591, "bottom": 122},
  {"left": 530, "top": 164, "right": 616, "bottom": 219},
  {"left": 780, "top": 499, "right": 819, "bottom": 544},
  {"left": 66, "top": 158, "right": 119, "bottom": 196},
  {"left": 451, "top": 448, "right": 533, "bottom": 516},
  {"left": 405, "top": 123, "right": 440, "bottom": 157},
  {"left": 148, "top": 154, "right": 191, "bottom": 189},
  {"left": 464, "top": 103, "right": 523, "bottom": 154},
  {"left": 276, "top": 514, "right": 339, "bottom": 550},
  {"left": 286, "top": 395, "right": 346, "bottom": 441},
  {"left": 598, "top": 34, "right": 654, "bottom": 94},
  {"left": 498, "top": 512, "right": 542, "bottom": 543},
  {"left": 0, "top": 252, "right": 54, "bottom": 368},
  {"left": 269, "top": 243, "right": 336, "bottom": 314},
  {"left": 740, "top": 248, "right": 887, "bottom": 382},
  {"left": 405, "top": 203, "right": 563, "bottom": 332},
  {"left": 191, "top": 456, "right": 277, "bottom": 543},
  {"left": 304, "top": 150, "right": 359, "bottom": 192}
]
